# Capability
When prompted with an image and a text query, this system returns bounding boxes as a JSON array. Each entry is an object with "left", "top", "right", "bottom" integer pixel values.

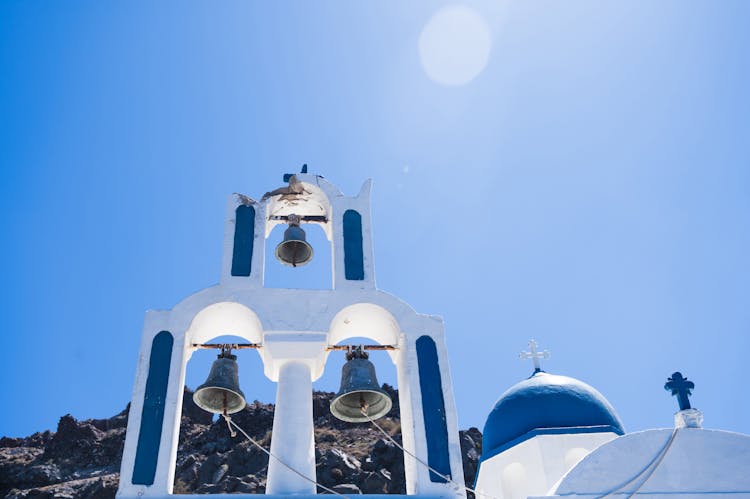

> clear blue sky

[{"left": 1, "top": 1, "right": 748, "bottom": 439}]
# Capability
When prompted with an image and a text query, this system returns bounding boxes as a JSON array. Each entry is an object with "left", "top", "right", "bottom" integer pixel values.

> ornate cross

[
  {"left": 519, "top": 339, "right": 550, "bottom": 373},
  {"left": 664, "top": 372, "right": 695, "bottom": 411}
]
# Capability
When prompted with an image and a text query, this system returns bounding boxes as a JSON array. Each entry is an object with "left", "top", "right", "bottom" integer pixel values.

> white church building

[{"left": 117, "top": 172, "right": 750, "bottom": 499}]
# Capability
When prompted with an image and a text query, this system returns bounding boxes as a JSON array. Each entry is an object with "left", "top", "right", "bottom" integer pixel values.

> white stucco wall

[{"left": 475, "top": 431, "right": 618, "bottom": 499}]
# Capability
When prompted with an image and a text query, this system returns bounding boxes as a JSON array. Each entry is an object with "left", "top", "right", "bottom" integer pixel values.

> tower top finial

[
  {"left": 519, "top": 339, "right": 550, "bottom": 374},
  {"left": 665, "top": 371, "right": 695, "bottom": 411},
  {"left": 283, "top": 164, "right": 309, "bottom": 183}
]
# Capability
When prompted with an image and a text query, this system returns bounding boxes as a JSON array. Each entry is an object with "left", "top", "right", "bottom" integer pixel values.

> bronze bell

[
  {"left": 330, "top": 347, "right": 393, "bottom": 423},
  {"left": 275, "top": 217, "right": 313, "bottom": 267},
  {"left": 193, "top": 350, "right": 246, "bottom": 415}
]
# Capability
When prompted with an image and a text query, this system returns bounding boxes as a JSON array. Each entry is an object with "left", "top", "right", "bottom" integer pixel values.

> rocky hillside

[{"left": 1, "top": 386, "right": 482, "bottom": 498}]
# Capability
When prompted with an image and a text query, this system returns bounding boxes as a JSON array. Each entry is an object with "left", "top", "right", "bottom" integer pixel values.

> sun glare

[{"left": 419, "top": 5, "right": 492, "bottom": 87}]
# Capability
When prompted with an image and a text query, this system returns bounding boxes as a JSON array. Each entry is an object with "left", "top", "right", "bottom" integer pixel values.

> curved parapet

[
  {"left": 548, "top": 428, "right": 750, "bottom": 498},
  {"left": 220, "top": 173, "right": 377, "bottom": 290}
]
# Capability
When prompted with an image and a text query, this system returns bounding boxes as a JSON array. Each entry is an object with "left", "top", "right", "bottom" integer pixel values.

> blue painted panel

[
  {"left": 416, "top": 335, "right": 451, "bottom": 483},
  {"left": 132, "top": 331, "right": 173, "bottom": 485},
  {"left": 343, "top": 210, "right": 364, "bottom": 280},
  {"left": 231, "top": 205, "right": 255, "bottom": 277}
]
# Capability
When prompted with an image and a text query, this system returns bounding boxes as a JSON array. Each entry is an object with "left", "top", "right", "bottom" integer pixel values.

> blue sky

[{"left": 1, "top": 1, "right": 749, "bottom": 440}]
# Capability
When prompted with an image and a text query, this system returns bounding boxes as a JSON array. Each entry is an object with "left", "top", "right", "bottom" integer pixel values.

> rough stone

[
  {"left": 460, "top": 427, "right": 482, "bottom": 486},
  {"left": 360, "top": 469, "right": 390, "bottom": 494},
  {"left": 0, "top": 387, "right": 482, "bottom": 497},
  {"left": 332, "top": 483, "right": 362, "bottom": 494}
]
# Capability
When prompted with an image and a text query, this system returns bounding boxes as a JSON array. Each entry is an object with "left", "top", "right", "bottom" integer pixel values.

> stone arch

[
  {"left": 328, "top": 303, "right": 401, "bottom": 360},
  {"left": 185, "top": 301, "right": 263, "bottom": 346}
]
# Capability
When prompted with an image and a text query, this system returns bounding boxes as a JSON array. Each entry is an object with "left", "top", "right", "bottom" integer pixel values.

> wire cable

[
  {"left": 591, "top": 428, "right": 680, "bottom": 499},
  {"left": 226, "top": 407, "right": 673, "bottom": 499},
  {"left": 361, "top": 407, "right": 501, "bottom": 499},
  {"left": 223, "top": 415, "right": 350, "bottom": 498},
  {"left": 223, "top": 406, "right": 501, "bottom": 499},
  {"left": 623, "top": 428, "right": 679, "bottom": 498}
]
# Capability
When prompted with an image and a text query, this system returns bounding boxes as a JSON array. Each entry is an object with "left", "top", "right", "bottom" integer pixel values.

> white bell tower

[{"left": 117, "top": 172, "right": 465, "bottom": 498}]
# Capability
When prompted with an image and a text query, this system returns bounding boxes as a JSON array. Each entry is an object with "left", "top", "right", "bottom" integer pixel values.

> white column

[{"left": 266, "top": 361, "right": 316, "bottom": 494}]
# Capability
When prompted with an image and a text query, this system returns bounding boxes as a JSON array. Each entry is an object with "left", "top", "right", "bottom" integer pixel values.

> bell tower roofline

[
  {"left": 117, "top": 173, "right": 466, "bottom": 498},
  {"left": 220, "top": 174, "right": 376, "bottom": 290}
]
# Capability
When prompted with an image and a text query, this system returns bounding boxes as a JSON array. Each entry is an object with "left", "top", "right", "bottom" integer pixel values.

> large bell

[
  {"left": 275, "top": 223, "right": 313, "bottom": 267},
  {"left": 193, "top": 352, "right": 247, "bottom": 415},
  {"left": 330, "top": 348, "right": 393, "bottom": 423}
]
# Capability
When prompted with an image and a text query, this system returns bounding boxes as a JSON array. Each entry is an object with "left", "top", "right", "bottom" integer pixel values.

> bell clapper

[
  {"left": 290, "top": 214, "right": 300, "bottom": 267},
  {"left": 359, "top": 393, "right": 369, "bottom": 415},
  {"left": 220, "top": 351, "right": 237, "bottom": 437}
]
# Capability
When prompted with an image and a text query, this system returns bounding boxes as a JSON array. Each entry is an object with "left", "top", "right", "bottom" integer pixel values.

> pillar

[{"left": 266, "top": 361, "right": 316, "bottom": 494}]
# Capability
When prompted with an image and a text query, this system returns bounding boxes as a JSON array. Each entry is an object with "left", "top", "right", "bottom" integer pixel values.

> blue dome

[{"left": 482, "top": 372, "right": 624, "bottom": 460}]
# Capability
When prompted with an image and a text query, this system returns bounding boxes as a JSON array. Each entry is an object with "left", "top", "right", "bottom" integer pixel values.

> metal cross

[
  {"left": 664, "top": 372, "right": 695, "bottom": 411},
  {"left": 519, "top": 339, "right": 550, "bottom": 373}
]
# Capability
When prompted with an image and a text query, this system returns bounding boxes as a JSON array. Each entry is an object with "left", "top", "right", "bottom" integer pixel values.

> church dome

[{"left": 482, "top": 371, "right": 625, "bottom": 459}]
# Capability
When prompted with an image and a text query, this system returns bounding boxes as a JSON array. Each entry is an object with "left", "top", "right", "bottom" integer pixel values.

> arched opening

[
  {"left": 310, "top": 304, "right": 404, "bottom": 494},
  {"left": 313, "top": 337, "right": 403, "bottom": 494},
  {"left": 174, "top": 334, "right": 275, "bottom": 494},
  {"left": 174, "top": 303, "right": 274, "bottom": 494},
  {"left": 328, "top": 303, "right": 401, "bottom": 354},
  {"left": 263, "top": 223, "right": 333, "bottom": 290},
  {"left": 185, "top": 302, "right": 263, "bottom": 346}
]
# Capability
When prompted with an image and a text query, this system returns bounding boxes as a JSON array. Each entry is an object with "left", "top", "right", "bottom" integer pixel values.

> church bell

[
  {"left": 275, "top": 216, "right": 314, "bottom": 267},
  {"left": 193, "top": 349, "right": 247, "bottom": 415},
  {"left": 330, "top": 347, "right": 393, "bottom": 423}
]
